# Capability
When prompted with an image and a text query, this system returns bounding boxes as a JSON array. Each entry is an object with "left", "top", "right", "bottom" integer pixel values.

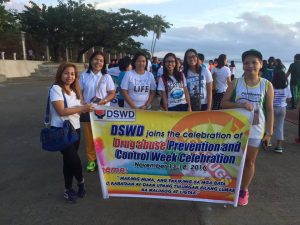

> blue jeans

[{"left": 274, "top": 106, "right": 286, "bottom": 140}]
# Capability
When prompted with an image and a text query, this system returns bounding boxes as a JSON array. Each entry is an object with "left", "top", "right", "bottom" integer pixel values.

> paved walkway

[{"left": 0, "top": 76, "right": 299, "bottom": 225}]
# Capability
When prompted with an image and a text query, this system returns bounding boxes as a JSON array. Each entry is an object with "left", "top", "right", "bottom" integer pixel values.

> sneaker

[
  {"left": 238, "top": 190, "right": 249, "bottom": 206},
  {"left": 77, "top": 181, "right": 86, "bottom": 198},
  {"left": 273, "top": 147, "right": 283, "bottom": 153},
  {"left": 86, "top": 161, "right": 97, "bottom": 172},
  {"left": 268, "top": 142, "right": 272, "bottom": 147},
  {"left": 64, "top": 189, "right": 77, "bottom": 203}
]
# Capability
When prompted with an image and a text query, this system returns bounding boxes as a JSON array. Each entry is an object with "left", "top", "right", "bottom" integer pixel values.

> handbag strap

[
  {"left": 44, "top": 86, "right": 68, "bottom": 124},
  {"left": 198, "top": 66, "right": 202, "bottom": 110},
  {"left": 95, "top": 74, "right": 105, "bottom": 98}
]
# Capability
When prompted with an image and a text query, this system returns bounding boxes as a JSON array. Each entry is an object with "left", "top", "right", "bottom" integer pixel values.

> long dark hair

[
  {"left": 275, "top": 58, "right": 286, "bottom": 71},
  {"left": 87, "top": 51, "right": 107, "bottom": 74},
  {"left": 183, "top": 48, "right": 202, "bottom": 77},
  {"left": 162, "top": 53, "right": 182, "bottom": 83},
  {"left": 217, "top": 54, "right": 227, "bottom": 69},
  {"left": 272, "top": 70, "right": 288, "bottom": 89},
  {"left": 55, "top": 62, "right": 81, "bottom": 99}
]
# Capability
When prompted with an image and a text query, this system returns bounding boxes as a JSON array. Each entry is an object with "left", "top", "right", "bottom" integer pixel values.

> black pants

[
  {"left": 168, "top": 103, "right": 188, "bottom": 111},
  {"left": 212, "top": 92, "right": 225, "bottom": 110},
  {"left": 60, "top": 129, "right": 83, "bottom": 189}
]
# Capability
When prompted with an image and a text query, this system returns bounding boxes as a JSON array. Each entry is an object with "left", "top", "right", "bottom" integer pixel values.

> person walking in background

[
  {"left": 229, "top": 60, "right": 236, "bottom": 81},
  {"left": 211, "top": 54, "right": 231, "bottom": 110},
  {"left": 286, "top": 54, "right": 300, "bottom": 110},
  {"left": 183, "top": 48, "right": 213, "bottom": 111},
  {"left": 121, "top": 52, "right": 156, "bottom": 109},
  {"left": 117, "top": 56, "right": 132, "bottom": 107},
  {"left": 151, "top": 56, "right": 161, "bottom": 82},
  {"left": 79, "top": 51, "right": 116, "bottom": 172},
  {"left": 274, "top": 58, "right": 286, "bottom": 73},
  {"left": 260, "top": 60, "right": 268, "bottom": 77},
  {"left": 272, "top": 70, "right": 291, "bottom": 153},
  {"left": 221, "top": 49, "right": 274, "bottom": 206},
  {"left": 176, "top": 57, "right": 183, "bottom": 72},
  {"left": 49, "top": 62, "right": 94, "bottom": 202},
  {"left": 158, "top": 53, "right": 191, "bottom": 111},
  {"left": 262, "top": 56, "right": 275, "bottom": 81},
  {"left": 197, "top": 53, "right": 206, "bottom": 69},
  {"left": 208, "top": 60, "right": 214, "bottom": 72}
]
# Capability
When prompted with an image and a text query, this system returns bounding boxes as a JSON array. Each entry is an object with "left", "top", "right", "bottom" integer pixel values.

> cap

[{"left": 242, "top": 49, "right": 263, "bottom": 62}]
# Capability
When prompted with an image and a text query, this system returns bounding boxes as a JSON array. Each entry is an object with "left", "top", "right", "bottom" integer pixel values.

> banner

[{"left": 90, "top": 107, "right": 253, "bottom": 206}]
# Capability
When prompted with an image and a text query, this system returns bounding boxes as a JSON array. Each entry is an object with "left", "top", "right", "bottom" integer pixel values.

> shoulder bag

[{"left": 40, "top": 87, "right": 79, "bottom": 152}]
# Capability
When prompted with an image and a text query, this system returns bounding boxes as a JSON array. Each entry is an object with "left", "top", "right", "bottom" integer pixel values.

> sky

[{"left": 5, "top": 0, "right": 300, "bottom": 60}]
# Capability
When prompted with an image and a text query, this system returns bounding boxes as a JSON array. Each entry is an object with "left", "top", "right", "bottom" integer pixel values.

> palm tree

[{"left": 150, "top": 24, "right": 161, "bottom": 57}]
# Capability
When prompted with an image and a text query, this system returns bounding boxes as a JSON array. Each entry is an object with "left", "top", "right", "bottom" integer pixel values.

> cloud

[
  {"left": 4, "top": 0, "right": 26, "bottom": 11},
  {"left": 141, "top": 12, "right": 300, "bottom": 60},
  {"left": 94, "top": 0, "right": 172, "bottom": 10}
]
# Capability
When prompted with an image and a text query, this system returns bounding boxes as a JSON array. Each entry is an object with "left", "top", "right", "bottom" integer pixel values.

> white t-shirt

[
  {"left": 229, "top": 66, "right": 236, "bottom": 75},
  {"left": 211, "top": 66, "right": 231, "bottom": 93},
  {"left": 107, "top": 67, "right": 120, "bottom": 77},
  {"left": 274, "top": 87, "right": 292, "bottom": 107},
  {"left": 49, "top": 85, "right": 81, "bottom": 129},
  {"left": 147, "top": 60, "right": 152, "bottom": 72},
  {"left": 157, "top": 67, "right": 163, "bottom": 77},
  {"left": 121, "top": 70, "right": 156, "bottom": 108},
  {"left": 157, "top": 75, "right": 187, "bottom": 108},
  {"left": 186, "top": 68, "right": 213, "bottom": 104},
  {"left": 79, "top": 70, "right": 115, "bottom": 106}
]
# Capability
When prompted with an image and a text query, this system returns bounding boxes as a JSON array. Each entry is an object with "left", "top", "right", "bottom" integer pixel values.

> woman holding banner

[
  {"left": 121, "top": 52, "right": 156, "bottom": 109},
  {"left": 158, "top": 52, "right": 191, "bottom": 111},
  {"left": 49, "top": 63, "right": 94, "bottom": 202},
  {"left": 79, "top": 51, "right": 116, "bottom": 172},
  {"left": 183, "top": 49, "right": 213, "bottom": 111},
  {"left": 221, "top": 49, "right": 274, "bottom": 206}
]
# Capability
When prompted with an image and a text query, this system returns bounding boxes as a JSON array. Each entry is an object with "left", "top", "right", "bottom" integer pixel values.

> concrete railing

[{"left": 0, "top": 60, "right": 44, "bottom": 78}]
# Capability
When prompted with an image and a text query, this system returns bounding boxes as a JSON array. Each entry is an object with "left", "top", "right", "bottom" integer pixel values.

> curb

[{"left": 0, "top": 74, "right": 7, "bottom": 83}]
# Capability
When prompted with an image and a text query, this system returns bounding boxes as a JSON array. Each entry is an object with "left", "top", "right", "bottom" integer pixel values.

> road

[{"left": 0, "top": 75, "right": 299, "bottom": 225}]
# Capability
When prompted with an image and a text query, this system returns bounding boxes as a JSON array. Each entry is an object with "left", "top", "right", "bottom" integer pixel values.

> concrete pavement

[{"left": 0, "top": 75, "right": 299, "bottom": 225}]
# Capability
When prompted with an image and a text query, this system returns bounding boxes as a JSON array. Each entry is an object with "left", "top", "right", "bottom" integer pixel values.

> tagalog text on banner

[{"left": 90, "top": 107, "right": 253, "bottom": 206}]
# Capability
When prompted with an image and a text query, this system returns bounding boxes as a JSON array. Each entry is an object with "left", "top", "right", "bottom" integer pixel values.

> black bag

[
  {"left": 190, "top": 96, "right": 201, "bottom": 111},
  {"left": 80, "top": 112, "right": 90, "bottom": 122},
  {"left": 40, "top": 87, "right": 79, "bottom": 152},
  {"left": 190, "top": 68, "right": 202, "bottom": 111}
]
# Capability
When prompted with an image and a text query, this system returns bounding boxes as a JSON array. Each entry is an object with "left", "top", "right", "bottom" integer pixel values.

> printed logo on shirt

[
  {"left": 170, "top": 88, "right": 184, "bottom": 99},
  {"left": 94, "top": 109, "right": 136, "bottom": 121},
  {"left": 133, "top": 78, "right": 151, "bottom": 93}
]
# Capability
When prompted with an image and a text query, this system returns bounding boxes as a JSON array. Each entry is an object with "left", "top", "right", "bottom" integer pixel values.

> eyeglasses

[{"left": 165, "top": 60, "right": 176, "bottom": 63}]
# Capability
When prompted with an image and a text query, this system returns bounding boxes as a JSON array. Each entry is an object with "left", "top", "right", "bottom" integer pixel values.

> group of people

[{"left": 47, "top": 48, "right": 299, "bottom": 206}]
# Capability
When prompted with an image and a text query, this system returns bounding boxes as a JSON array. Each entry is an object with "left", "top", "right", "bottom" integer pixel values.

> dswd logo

[
  {"left": 94, "top": 110, "right": 106, "bottom": 119},
  {"left": 94, "top": 109, "right": 136, "bottom": 121}
]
